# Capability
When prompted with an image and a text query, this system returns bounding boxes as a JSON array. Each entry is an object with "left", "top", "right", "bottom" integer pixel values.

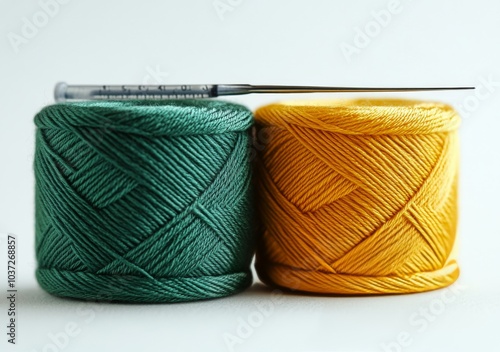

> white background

[{"left": 1, "top": 0, "right": 500, "bottom": 351}]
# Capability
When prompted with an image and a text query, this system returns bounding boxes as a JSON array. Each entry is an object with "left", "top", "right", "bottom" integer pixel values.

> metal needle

[{"left": 54, "top": 82, "right": 474, "bottom": 102}]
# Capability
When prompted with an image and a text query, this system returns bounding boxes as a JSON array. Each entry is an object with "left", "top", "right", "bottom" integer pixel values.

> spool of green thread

[{"left": 34, "top": 100, "right": 255, "bottom": 303}]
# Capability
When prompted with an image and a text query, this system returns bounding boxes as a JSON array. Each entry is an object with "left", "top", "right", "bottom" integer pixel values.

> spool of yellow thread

[{"left": 254, "top": 99, "right": 460, "bottom": 295}]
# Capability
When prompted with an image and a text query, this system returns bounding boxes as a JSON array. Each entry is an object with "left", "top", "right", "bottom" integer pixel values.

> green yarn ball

[{"left": 34, "top": 100, "right": 255, "bottom": 303}]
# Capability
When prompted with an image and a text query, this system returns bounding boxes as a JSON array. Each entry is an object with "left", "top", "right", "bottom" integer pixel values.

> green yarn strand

[{"left": 34, "top": 100, "right": 255, "bottom": 303}]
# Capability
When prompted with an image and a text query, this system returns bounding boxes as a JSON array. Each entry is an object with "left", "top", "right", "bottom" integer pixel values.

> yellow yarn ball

[{"left": 254, "top": 99, "right": 460, "bottom": 294}]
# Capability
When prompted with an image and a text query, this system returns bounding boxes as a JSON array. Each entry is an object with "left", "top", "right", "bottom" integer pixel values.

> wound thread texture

[
  {"left": 254, "top": 99, "right": 460, "bottom": 295},
  {"left": 34, "top": 100, "right": 255, "bottom": 302}
]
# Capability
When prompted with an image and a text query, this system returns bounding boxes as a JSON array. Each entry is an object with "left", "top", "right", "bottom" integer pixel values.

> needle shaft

[{"left": 54, "top": 82, "right": 474, "bottom": 102}]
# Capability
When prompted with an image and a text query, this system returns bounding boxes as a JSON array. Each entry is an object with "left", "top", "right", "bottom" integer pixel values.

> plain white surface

[{"left": 1, "top": 0, "right": 500, "bottom": 351}]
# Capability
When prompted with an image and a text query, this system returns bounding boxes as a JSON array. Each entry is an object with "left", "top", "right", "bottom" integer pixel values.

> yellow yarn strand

[{"left": 254, "top": 99, "right": 460, "bottom": 295}]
